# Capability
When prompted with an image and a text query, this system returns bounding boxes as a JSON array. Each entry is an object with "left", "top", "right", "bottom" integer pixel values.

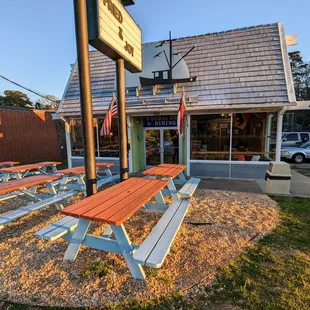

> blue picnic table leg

[
  {"left": 64, "top": 218, "right": 91, "bottom": 262},
  {"left": 58, "top": 175, "right": 70, "bottom": 193},
  {"left": 105, "top": 168, "right": 115, "bottom": 185},
  {"left": 167, "top": 177, "right": 179, "bottom": 200},
  {"left": 45, "top": 182, "right": 64, "bottom": 210},
  {"left": 102, "top": 225, "right": 113, "bottom": 238},
  {"left": 112, "top": 224, "right": 145, "bottom": 280},
  {"left": 52, "top": 166, "right": 58, "bottom": 173},
  {"left": 2, "top": 173, "right": 10, "bottom": 182},
  {"left": 76, "top": 174, "right": 86, "bottom": 195}
]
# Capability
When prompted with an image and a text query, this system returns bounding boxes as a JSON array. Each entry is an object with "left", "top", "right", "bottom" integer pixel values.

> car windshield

[{"left": 299, "top": 142, "right": 310, "bottom": 148}]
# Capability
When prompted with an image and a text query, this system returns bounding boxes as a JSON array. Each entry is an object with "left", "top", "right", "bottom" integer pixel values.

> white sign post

[{"left": 87, "top": 0, "right": 142, "bottom": 73}]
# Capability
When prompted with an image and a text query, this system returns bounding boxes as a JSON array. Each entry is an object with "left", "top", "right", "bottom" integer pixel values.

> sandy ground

[{"left": 0, "top": 188, "right": 279, "bottom": 307}]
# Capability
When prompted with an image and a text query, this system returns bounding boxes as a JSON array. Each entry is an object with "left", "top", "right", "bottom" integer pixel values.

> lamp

[{"left": 121, "top": 0, "right": 135, "bottom": 6}]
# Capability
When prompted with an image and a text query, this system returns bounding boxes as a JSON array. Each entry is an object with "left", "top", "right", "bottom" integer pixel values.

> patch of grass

[
  {"left": 80, "top": 259, "right": 112, "bottom": 279},
  {"left": 204, "top": 196, "right": 310, "bottom": 310}
]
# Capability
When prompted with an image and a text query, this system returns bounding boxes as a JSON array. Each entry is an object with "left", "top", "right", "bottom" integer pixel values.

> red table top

[
  {"left": 62, "top": 177, "right": 168, "bottom": 226},
  {"left": 0, "top": 161, "right": 20, "bottom": 167},
  {"left": 158, "top": 164, "right": 187, "bottom": 170},
  {"left": 0, "top": 164, "right": 46, "bottom": 173},
  {"left": 143, "top": 165, "right": 186, "bottom": 178},
  {"left": 35, "top": 161, "right": 62, "bottom": 166},
  {"left": 0, "top": 175, "right": 61, "bottom": 195},
  {"left": 58, "top": 163, "right": 114, "bottom": 175}
]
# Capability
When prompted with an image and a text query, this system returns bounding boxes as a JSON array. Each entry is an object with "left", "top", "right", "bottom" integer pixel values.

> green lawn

[{"left": 2, "top": 197, "right": 310, "bottom": 310}]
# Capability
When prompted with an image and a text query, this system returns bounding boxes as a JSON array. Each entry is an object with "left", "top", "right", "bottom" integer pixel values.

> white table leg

[
  {"left": 112, "top": 224, "right": 145, "bottom": 280},
  {"left": 167, "top": 177, "right": 179, "bottom": 200},
  {"left": 46, "top": 182, "right": 63, "bottom": 210},
  {"left": 102, "top": 225, "right": 113, "bottom": 238},
  {"left": 64, "top": 219, "right": 91, "bottom": 262}
]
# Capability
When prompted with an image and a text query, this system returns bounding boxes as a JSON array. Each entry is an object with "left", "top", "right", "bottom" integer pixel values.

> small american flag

[
  {"left": 100, "top": 95, "right": 118, "bottom": 136},
  {"left": 177, "top": 91, "right": 186, "bottom": 136}
]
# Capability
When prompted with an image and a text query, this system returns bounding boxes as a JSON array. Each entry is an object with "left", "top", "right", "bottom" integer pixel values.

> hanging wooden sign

[{"left": 87, "top": 0, "right": 142, "bottom": 73}]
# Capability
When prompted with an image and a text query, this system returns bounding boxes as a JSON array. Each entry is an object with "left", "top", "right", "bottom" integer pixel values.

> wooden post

[
  {"left": 73, "top": 0, "right": 97, "bottom": 196},
  {"left": 116, "top": 58, "right": 129, "bottom": 181}
]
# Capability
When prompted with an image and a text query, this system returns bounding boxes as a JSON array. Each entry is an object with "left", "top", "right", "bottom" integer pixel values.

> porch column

[
  {"left": 275, "top": 111, "right": 283, "bottom": 162},
  {"left": 64, "top": 120, "right": 72, "bottom": 168}
]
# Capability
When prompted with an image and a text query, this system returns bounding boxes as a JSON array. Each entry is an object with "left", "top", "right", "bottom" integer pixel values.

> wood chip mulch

[{"left": 0, "top": 188, "right": 279, "bottom": 307}]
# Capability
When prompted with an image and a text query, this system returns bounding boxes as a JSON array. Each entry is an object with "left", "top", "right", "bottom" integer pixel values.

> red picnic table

[
  {"left": 143, "top": 163, "right": 200, "bottom": 199},
  {"left": 0, "top": 161, "right": 20, "bottom": 168},
  {"left": 0, "top": 161, "right": 62, "bottom": 182},
  {"left": 56, "top": 163, "right": 120, "bottom": 195},
  {"left": 0, "top": 175, "right": 75, "bottom": 229},
  {"left": 36, "top": 177, "right": 192, "bottom": 279}
]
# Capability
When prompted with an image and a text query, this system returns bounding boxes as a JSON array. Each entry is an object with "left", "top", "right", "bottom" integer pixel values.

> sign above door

[{"left": 144, "top": 115, "right": 177, "bottom": 128}]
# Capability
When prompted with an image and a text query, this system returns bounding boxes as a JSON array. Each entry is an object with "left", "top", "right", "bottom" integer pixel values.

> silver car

[{"left": 281, "top": 142, "right": 310, "bottom": 163}]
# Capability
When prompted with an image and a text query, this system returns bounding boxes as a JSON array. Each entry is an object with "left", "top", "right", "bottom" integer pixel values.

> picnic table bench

[
  {"left": 36, "top": 177, "right": 190, "bottom": 279},
  {"left": 0, "top": 175, "right": 75, "bottom": 229},
  {"left": 55, "top": 163, "right": 119, "bottom": 195},
  {"left": 143, "top": 164, "right": 200, "bottom": 199},
  {"left": 0, "top": 161, "right": 62, "bottom": 182}
]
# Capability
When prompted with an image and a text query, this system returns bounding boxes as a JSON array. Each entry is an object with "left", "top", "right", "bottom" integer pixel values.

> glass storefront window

[
  {"left": 70, "top": 118, "right": 119, "bottom": 158},
  {"left": 98, "top": 118, "right": 119, "bottom": 157},
  {"left": 231, "top": 113, "right": 273, "bottom": 161},
  {"left": 191, "top": 114, "right": 231, "bottom": 160},
  {"left": 191, "top": 113, "right": 275, "bottom": 161}
]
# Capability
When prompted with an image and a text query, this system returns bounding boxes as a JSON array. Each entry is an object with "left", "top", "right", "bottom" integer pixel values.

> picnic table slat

[
  {"left": 158, "top": 164, "right": 187, "bottom": 170},
  {"left": 58, "top": 163, "right": 114, "bottom": 175},
  {"left": 0, "top": 164, "right": 46, "bottom": 173},
  {"left": 0, "top": 161, "right": 20, "bottom": 166},
  {"left": 79, "top": 178, "right": 151, "bottom": 220},
  {"left": 62, "top": 178, "right": 168, "bottom": 225},
  {"left": 62, "top": 177, "right": 137, "bottom": 216},
  {"left": 35, "top": 161, "right": 62, "bottom": 166},
  {"left": 143, "top": 166, "right": 186, "bottom": 178},
  {"left": 105, "top": 180, "right": 168, "bottom": 225},
  {"left": 0, "top": 175, "right": 61, "bottom": 195}
]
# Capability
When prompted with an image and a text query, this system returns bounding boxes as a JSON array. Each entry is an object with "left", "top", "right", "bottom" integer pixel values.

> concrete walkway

[{"left": 197, "top": 168, "right": 310, "bottom": 197}]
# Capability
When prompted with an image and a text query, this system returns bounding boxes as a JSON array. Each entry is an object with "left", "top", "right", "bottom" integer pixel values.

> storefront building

[{"left": 57, "top": 23, "right": 296, "bottom": 179}]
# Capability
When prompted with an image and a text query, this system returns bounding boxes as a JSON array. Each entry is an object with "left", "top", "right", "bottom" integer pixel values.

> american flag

[
  {"left": 100, "top": 95, "right": 118, "bottom": 136},
  {"left": 177, "top": 91, "right": 186, "bottom": 136}
]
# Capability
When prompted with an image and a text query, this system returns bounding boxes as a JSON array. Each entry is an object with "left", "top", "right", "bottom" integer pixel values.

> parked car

[
  {"left": 281, "top": 141, "right": 310, "bottom": 163},
  {"left": 282, "top": 132, "right": 310, "bottom": 148}
]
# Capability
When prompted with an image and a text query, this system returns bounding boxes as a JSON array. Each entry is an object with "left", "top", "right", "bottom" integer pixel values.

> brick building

[{"left": 0, "top": 106, "right": 63, "bottom": 163}]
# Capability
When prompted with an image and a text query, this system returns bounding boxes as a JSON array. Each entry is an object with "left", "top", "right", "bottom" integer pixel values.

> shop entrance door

[{"left": 145, "top": 128, "right": 179, "bottom": 167}]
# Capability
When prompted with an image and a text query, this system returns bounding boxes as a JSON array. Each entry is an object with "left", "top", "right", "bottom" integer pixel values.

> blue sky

[{"left": 0, "top": 0, "right": 309, "bottom": 101}]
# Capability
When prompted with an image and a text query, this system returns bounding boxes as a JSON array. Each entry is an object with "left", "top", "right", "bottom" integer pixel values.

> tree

[
  {"left": 0, "top": 90, "right": 33, "bottom": 108},
  {"left": 35, "top": 95, "right": 60, "bottom": 110},
  {"left": 289, "top": 51, "right": 310, "bottom": 100}
]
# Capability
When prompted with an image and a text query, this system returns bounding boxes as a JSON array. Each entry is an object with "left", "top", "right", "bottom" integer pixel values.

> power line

[{"left": 0, "top": 74, "right": 59, "bottom": 103}]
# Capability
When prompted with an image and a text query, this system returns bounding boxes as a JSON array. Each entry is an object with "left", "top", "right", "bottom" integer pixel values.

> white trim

[
  {"left": 229, "top": 114, "right": 233, "bottom": 177},
  {"left": 189, "top": 160, "right": 269, "bottom": 165},
  {"left": 71, "top": 156, "right": 119, "bottom": 161},
  {"left": 127, "top": 116, "right": 133, "bottom": 173},
  {"left": 276, "top": 111, "right": 284, "bottom": 162},
  {"left": 186, "top": 114, "right": 191, "bottom": 176},
  {"left": 278, "top": 23, "right": 296, "bottom": 104},
  {"left": 64, "top": 119, "right": 72, "bottom": 169},
  {"left": 57, "top": 61, "right": 77, "bottom": 115}
]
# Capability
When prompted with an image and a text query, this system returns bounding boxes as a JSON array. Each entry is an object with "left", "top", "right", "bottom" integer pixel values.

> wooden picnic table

[
  {"left": 0, "top": 174, "right": 75, "bottom": 229},
  {"left": 0, "top": 161, "right": 20, "bottom": 168},
  {"left": 0, "top": 161, "right": 62, "bottom": 182},
  {"left": 143, "top": 165, "right": 187, "bottom": 199},
  {"left": 0, "top": 175, "right": 61, "bottom": 195},
  {"left": 56, "top": 163, "right": 119, "bottom": 195},
  {"left": 59, "top": 177, "right": 168, "bottom": 278}
]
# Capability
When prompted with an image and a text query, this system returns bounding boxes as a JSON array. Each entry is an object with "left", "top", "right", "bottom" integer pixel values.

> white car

[{"left": 281, "top": 142, "right": 310, "bottom": 163}]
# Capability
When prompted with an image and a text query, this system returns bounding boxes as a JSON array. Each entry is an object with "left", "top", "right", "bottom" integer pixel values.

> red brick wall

[{"left": 0, "top": 108, "right": 62, "bottom": 164}]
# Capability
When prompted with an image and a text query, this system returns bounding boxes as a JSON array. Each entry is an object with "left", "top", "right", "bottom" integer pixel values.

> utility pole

[
  {"left": 116, "top": 58, "right": 129, "bottom": 181},
  {"left": 73, "top": 0, "right": 97, "bottom": 196}
]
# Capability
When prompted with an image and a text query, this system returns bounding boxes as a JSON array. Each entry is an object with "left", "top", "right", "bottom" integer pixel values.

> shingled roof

[{"left": 58, "top": 23, "right": 295, "bottom": 117}]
